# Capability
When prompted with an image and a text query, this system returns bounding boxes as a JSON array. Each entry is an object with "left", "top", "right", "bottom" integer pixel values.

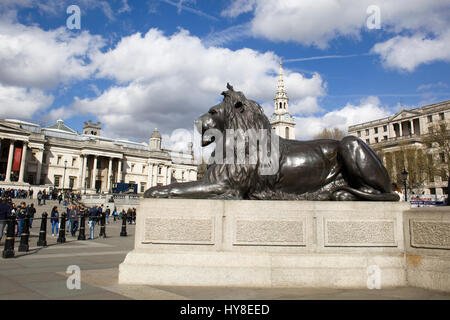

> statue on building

[{"left": 144, "top": 84, "right": 399, "bottom": 201}]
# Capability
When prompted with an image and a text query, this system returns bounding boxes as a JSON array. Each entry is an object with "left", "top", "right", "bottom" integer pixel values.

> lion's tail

[{"left": 336, "top": 187, "right": 400, "bottom": 201}]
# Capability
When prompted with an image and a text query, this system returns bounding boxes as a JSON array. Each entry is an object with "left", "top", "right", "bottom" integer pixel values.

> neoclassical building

[
  {"left": 348, "top": 99, "right": 450, "bottom": 196},
  {"left": 0, "top": 119, "right": 197, "bottom": 194},
  {"left": 270, "top": 59, "right": 296, "bottom": 140}
]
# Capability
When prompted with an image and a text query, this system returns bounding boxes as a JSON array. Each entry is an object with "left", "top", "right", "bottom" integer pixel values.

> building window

[
  {"left": 365, "top": 129, "right": 369, "bottom": 136},
  {"left": 357, "top": 131, "right": 361, "bottom": 137},
  {"left": 285, "top": 127, "right": 289, "bottom": 139},
  {"left": 57, "top": 156, "right": 62, "bottom": 165},
  {"left": 142, "top": 165, "right": 146, "bottom": 174},
  {"left": 158, "top": 167, "right": 162, "bottom": 175},
  {"left": 54, "top": 175, "right": 61, "bottom": 187},
  {"left": 72, "top": 157, "right": 76, "bottom": 166},
  {"left": 383, "top": 136, "right": 388, "bottom": 141},
  {"left": 383, "top": 125, "right": 387, "bottom": 132},
  {"left": 375, "top": 137, "right": 379, "bottom": 143},
  {"left": 374, "top": 127, "right": 378, "bottom": 134},
  {"left": 140, "top": 183, "right": 146, "bottom": 193},
  {"left": 440, "top": 113, "right": 445, "bottom": 120},
  {"left": 131, "top": 164, "right": 135, "bottom": 172},
  {"left": 69, "top": 177, "right": 75, "bottom": 189},
  {"left": 430, "top": 188, "right": 436, "bottom": 195},
  {"left": 427, "top": 115, "right": 433, "bottom": 123}
]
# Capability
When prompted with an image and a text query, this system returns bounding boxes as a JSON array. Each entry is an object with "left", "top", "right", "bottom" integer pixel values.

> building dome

[{"left": 151, "top": 128, "right": 161, "bottom": 139}]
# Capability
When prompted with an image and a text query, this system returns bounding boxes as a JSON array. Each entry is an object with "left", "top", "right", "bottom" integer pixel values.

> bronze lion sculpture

[{"left": 144, "top": 84, "right": 399, "bottom": 201}]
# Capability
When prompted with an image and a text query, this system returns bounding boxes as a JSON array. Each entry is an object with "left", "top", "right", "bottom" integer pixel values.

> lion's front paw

[{"left": 144, "top": 187, "right": 169, "bottom": 198}]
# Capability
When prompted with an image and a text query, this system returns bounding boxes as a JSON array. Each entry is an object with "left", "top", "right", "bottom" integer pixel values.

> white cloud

[
  {"left": 372, "top": 31, "right": 450, "bottom": 72},
  {"left": 224, "top": 0, "right": 449, "bottom": 46},
  {"left": 223, "top": 0, "right": 450, "bottom": 70},
  {"left": 0, "top": 20, "right": 104, "bottom": 90},
  {"left": 294, "top": 96, "right": 392, "bottom": 140},
  {"left": 0, "top": 84, "right": 54, "bottom": 119},
  {"left": 221, "top": 0, "right": 256, "bottom": 18},
  {"left": 0, "top": 0, "right": 116, "bottom": 20},
  {"left": 70, "top": 28, "right": 325, "bottom": 141}
]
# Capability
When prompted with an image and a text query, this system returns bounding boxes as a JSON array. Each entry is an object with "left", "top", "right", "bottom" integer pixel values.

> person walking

[
  {"left": 105, "top": 206, "right": 110, "bottom": 224},
  {"left": 113, "top": 207, "right": 118, "bottom": 222},
  {"left": 88, "top": 206, "right": 97, "bottom": 240},
  {"left": 37, "top": 190, "right": 42, "bottom": 206},
  {"left": 42, "top": 190, "right": 47, "bottom": 205},
  {"left": 127, "top": 207, "right": 132, "bottom": 224},
  {"left": 16, "top": 202, "right": 27, "bottom": 237},
  {"left": 0, "top": 198, "right": 11, "bottom": 243},
  {"left": 27, "top": 203, "right": 36, "bottom": 228},
  {"left": 50, "top": 206, "right": 59, "bottom": 236},
  {"left": 66, "top": 206, "right": 72, "bottom": 232},
  {"left": 70, "top": 206, "right": 79, "bottom": 237}
]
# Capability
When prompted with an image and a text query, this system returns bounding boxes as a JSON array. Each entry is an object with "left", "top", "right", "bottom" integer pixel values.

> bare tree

[
  {"left": 313, "top": 128, "right": 346, "bottom": 140},
  {"left": 422, "top": 120, "right": 450, "bottom": 177}
]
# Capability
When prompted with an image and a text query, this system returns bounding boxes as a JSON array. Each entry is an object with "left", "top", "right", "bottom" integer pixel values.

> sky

[{"left": 0, "top": 0, "right": 449, "bottom": 151}]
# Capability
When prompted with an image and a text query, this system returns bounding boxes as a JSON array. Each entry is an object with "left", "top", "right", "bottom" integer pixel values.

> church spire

[
  {"left": 274, "top": 58, "right": 288, "bottom": 112},
  {"left": 270, "top": 57, "right": 296, "bottom": 140}
]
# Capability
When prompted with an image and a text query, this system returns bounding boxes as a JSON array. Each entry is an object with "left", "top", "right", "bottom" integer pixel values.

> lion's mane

[{"left": 203, "top": 86, "right": 287, "bottom": 199}]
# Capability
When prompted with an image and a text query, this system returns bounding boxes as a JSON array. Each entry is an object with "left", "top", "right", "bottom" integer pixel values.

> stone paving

[{"left": 1, "top": 200, "right": 449, "bottom": 300}]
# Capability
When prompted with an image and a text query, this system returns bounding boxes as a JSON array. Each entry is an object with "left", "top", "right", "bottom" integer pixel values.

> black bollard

[
  {"left": 18, "top": 213, "right": 30, "bottom": 252},
  {"left": 2, "top": 215, "right": 16, "bottom": 258},
  {"left": 78, "top": 211, "right": 86, "bottom": 240},
  {"left": 37, "top": 212, "right": 48, "bottom": 247},
  {"left": 120, "top": 214, "right": 127, "bottom": 237},
  {"left": 57, "top": 212, "right": 66, "bottom": 243},
  {"left": 99, "top": 212, "right": 106, "bottom": 238}
]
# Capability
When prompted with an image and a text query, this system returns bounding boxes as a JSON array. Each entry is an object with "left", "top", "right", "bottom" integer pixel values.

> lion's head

[
  {"left": 194, "top": 84, "right": 280, "bottom": 198},
  {"left": 195, "top": 83, "right": 271, "bottom": 147}
]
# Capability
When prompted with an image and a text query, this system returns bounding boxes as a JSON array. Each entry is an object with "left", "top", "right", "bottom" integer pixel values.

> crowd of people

[{"left": 0, "top": 193, "right": 136, "bottom": 243}]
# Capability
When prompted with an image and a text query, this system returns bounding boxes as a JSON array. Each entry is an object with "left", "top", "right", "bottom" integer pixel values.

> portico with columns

[{"left": 0, "top": 119, "right": 198, "bottom": 194}]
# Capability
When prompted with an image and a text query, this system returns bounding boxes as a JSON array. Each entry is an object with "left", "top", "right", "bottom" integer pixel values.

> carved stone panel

[
  {"left": 234, "top": 219, "right": 306, "bottom": 246},
  {"left": 143, "top": 217, "right": 215, "bottom": 245},
  {"left": 324, "top": 219, "right": 397, "bottom": 247},
  {"left": 410, "top": 220, "right": 450, "bottom": 250}
]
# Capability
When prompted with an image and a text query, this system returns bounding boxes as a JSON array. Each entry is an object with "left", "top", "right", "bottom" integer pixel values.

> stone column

[
  {"left": 80, "top": 155, "right": 87, "bottom": 189},
  {"left": 118, "top": 159, "right": 123, "bottom": 183},
  {"left": 35, "top": 149, "right": 43, "bottom": 185},
  {"left": 410, "top": 120, "right": 415, "bottom": 135},
  {"left": 147, "top": 164, "right": 153, "bottom": 188},
  {"left": 91, "top": 156, "right": 98, "bottom": 190},
  {"left": 167, "top": 167, "right": 172, "bottom": 184},
  {"left": 107, "top": 157, "right": 113, "bottom": 192},
  {"left": 163, "top": 166, "right": 168, "bottom": 185},
  {"left": 121, "top": 158, "right": 126, "bottom": 183},
  {"left": 5, "top": 140, "right": 15, "bottom": 182},
  {"left": 18, "top": 142, "right": 28, "bottom": 183},
  {"left": 398, "top": 122, "right": 403, "bottom": 137},
  {"left": 152, "top": 165, "right": 158, "bottom": 187}
]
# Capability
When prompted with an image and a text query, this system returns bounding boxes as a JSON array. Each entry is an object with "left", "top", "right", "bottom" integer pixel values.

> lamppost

[
  {"left": 62, "top": 160, "right": 67, "bottom": 194},
  {"left": 401, "top": 168, "right": 408, "bottom": 202}
]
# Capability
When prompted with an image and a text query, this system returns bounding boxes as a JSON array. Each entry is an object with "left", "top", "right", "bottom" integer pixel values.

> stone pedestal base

[{"left": 119, "top": 199, "right": 450, "bottom": 291}]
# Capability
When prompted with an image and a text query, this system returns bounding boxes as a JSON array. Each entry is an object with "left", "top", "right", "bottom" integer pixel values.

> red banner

[{"left": 12, "top": 147, "right": 22, "bottom": 171}]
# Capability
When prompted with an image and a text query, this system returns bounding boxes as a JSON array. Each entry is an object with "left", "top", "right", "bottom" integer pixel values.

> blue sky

[{"left": 0, "top": 0, "right": 449, "bottom": 147}]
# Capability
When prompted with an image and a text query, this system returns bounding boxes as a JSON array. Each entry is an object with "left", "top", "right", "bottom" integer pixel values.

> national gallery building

[{"left": 0, "top": 119, "right": 198, "bottom": 194}]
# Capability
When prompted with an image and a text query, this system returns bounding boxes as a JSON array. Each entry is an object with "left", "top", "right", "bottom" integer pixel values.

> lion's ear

[{"left": 235, "top": 101, "right": 245, "bottom": 113}]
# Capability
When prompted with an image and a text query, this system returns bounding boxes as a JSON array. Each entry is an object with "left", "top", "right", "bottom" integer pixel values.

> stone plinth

[{"left": 119, "top": 199, "right": 450, "bottom": 291}]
